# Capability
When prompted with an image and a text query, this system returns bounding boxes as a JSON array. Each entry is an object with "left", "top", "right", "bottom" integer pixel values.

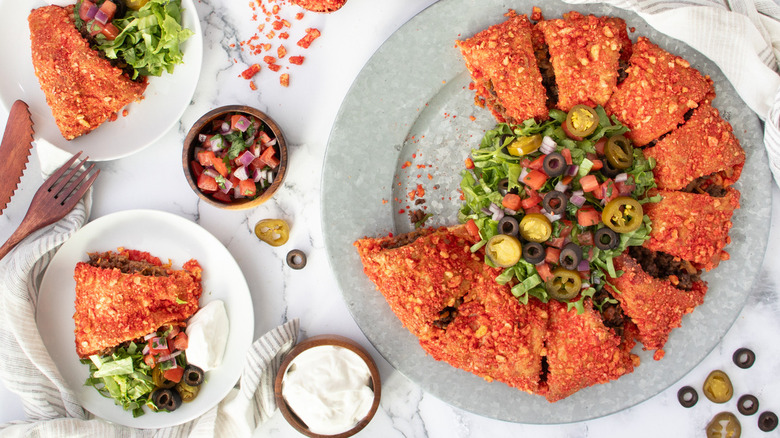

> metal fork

[{"left": 0, "top": 151, "right": 99, "bottom": 260}]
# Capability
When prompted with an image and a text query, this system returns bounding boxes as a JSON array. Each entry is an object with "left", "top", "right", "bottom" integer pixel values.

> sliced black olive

[
  {"left": 677, "top": 386, "right": 698, "bottom": 408},
  {"left": 759, "top": 411, "right": 778, "bottom": 432},
  {"left": 542, "top": 191, "right": 568, "bottom": 216},
  {"left": 522, "top": 242, "right": 545, "bottom": 265},
  {"left": 497, "top": 178, "right": 510, "bottom": 196},
  {"left": 600, "top": 155, "right": 622, "bottom": 178},
  {"left": 497, "top": 216, "right": 519, "bottom": 237},
  {"left": 733, "top": 348, "right": 755, "bottom": 369},
  {"left": 559, "top": 242, "right": 582, "bottom": 271},
  {"left": 183, "top": 364, "right": 205, "bottom": 386},
  {"left": 152, "top": 388, "right": 183, "bottom": 412},
  {"left": 707, "top": 412, "right": 741, "bottom": 438},
  {"left": 286, "top": 250, "right": 307, "bottom": 270},
  {"left": 543, "top": 152, "right": 567, "bottom": 177},
  {"left": 738, "top": 394, "right": 759, "bottom": 416},
  {"left": 594, "top": 227, "right": 619, "bottom": 250}
]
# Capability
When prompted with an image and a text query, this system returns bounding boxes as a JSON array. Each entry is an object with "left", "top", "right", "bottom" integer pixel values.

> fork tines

[{"left": 45, "top": 151, "right": 100, "bottom": 207}]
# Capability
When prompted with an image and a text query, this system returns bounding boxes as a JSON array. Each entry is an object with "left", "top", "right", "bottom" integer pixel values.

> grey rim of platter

[{"left": 321, "top": 0, "right": 770, "bottom": 424}]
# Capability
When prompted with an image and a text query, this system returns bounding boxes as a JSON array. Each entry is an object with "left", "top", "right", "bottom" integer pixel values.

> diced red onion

[
  {"left": 220, "top": 178, "right": 234, "bottom": 194},
  {"left": 209, "top": 136, "right": 224, "bottom": 152},
  {"left": 572, "top": 189, "right": 584, "bottom": 197},
  {"left": 570, "top": 193, "right": 586, "bottom": 207},
  {"left": 489, "top": 203, "right": 500, "bottom": 214},
  {"left": 203, "top": 168, "right": 220, "bottom": 180},
  {"left": 142, "top": 344, "right": 150, "bottom": 355},
  {"left": 253, "top": 169, "right": 264, "bottom": 182},
  {"left": 95, "top": 9, "right": 109, "bottom": 24},
  {"left": 233, "top": 186, "right": 243, "bottom": 198},
  {"left": 543, "top": 211, "right": 562, "bottom": 222},
  {"left": 267, "top": 173, "right": 274, "bottom": 184},
  {"left": 592, "top": 276, "right": 601, "bottom": 285},
  {"left": 615, "top": 172, "right": 628, "bottom": 183},
  {"left": 157, "top": 350, "right": 183, "bottom": 364},
  {"left": 565, "top": 164, "right": 579, "bottom": 177},
  {"left": 539, "top": 136, "right": 557, "bottom": 155},
  {"left": 86, "top": 5, "right": 98, "bottom": 19},
  {"left": 519, "top": 168, "right": 529, "bottom": 182},
  {"left": 219, "top": 122, "right": 231, "bottom": 134},
  {"left": 482, "top": 207, "right": 493, "bottom": 216},
  {"left": 252, "top": 144, "right": 262, "bottom": 157},
  {"left": 198, "top": 133, "right": 208, "bottom": 143},
  {"left": 504, "top": 208, "right": 517, "bottom": 216},
  {"left": 263, "top": 138, "right": 278, "bottom": 147},
  {"left": 492, "top": 209, "right": 505, "bottom": 222},
  {"left": 554, "top": 181, "right": 569, "bottom": 193},
  {"left": 234, "top": 116, "right": 251, "bottom": 132},
  {"left": 234, "top": 165, "right": 250, "bottom": 181},
  {"left": 577, "top": 259, "right": 590, "bottom": 271},
  {"left": 237, "top": 150, "right": 256, "bottom": 167}
]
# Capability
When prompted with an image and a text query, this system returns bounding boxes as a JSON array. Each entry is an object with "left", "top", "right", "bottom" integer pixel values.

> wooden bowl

[
  {"left": 274, "top": 335, "right": 382, "bottom": 438},
  {"left": 182, "top": 105, "right": 288, "bottom": 210}
]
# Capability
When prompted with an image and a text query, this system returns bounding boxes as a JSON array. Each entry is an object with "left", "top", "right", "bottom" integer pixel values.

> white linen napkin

[
  {"left": 0, "top": 143, "right": 300, "bottom": 438},
  {"left": 561, "top": 0, "right": 780, "bottom": 181}
]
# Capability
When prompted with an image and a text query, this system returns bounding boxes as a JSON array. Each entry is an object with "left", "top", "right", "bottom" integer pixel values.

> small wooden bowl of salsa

[{"left": 183, "top": 105, "right": 288, "bottom": 210}]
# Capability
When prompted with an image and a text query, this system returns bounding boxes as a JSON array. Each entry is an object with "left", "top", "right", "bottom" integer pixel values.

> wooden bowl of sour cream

[{"left": 274, "top": 335, "right": 382, "bottom": 438}]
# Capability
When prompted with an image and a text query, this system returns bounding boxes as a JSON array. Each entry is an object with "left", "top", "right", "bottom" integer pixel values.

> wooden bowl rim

[
  {"left": 182, "top": 105, "right": 288, "bottom": 210},
  {"left": 273, "top": 334, "right": 382, "bottom": 438}
]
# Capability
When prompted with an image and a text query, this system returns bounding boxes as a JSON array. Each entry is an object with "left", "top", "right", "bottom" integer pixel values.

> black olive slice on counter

[
  {"left": 497, "top": 178, "right": 510, "bottom": 196},
  {"left": 733, "top": 348, "right": 756, "bottom": 369},
  {"left": 677, "top": 386, "right": 698, "bottom": 408},
  {"left": 543, "top": 152, "right": 567, "bottom": 177},
  {"left": 738, "top": 394, "right": 759, "bottom": 416},
  {"left": 594, "top": 227, "right": 619, "bottom": 250},
  {"left": 153, "top": 388, "right": 183, "bottom": 412},
  {"left": 559, "top": 242, "right": 582, "bottom": 271},
  {"left": 497, "top": 216, "right": 519, "bottom": 237},
  {"left": 183, "top": 365, "right": 205, "bottom": 387},
  {"left": 759, "top": 411, "right": 778, "bottom": 432},
  {"left": 286, "top": 249, "right": 307, "bottom": 270},
  {"left": 523, "top": 242, "right": 545, "bottom": 265},
  {"left": 542, "top": 190, "right": 568, "bottom": 216}
]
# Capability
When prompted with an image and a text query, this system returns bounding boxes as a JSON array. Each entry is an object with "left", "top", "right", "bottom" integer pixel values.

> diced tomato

[
  {"left": 578, "top": 231, "right": 594, "bottom": 246},
  {"left": 545, "top": 246, "right": 561, "bottom": 264},
  {"left": 561, "top": 175, "right": 574, "bottom": 186},
  {"left": 163, "top": 366, "right": 184, "bottom": 383},
  {"left": 143, "top": 354, "right": 156, "bottom": 368},
  {"left": 149, "top": 337, "right": 169, "bottom": 355},
  {"left": 190, "top": 160, "right": 204, "bottom": 180},
  {"left": 615, "top": 181, "right": 635, "bottom": 196},
  {"left": 212, "top": 191, "right": 232, "bottom": 203},
  {"left": 535, "top": 262, "right": 554, "bottom": 282},
  {"left": 238, "top": 179, "right": 257, "bottom": 197},
  {"left": 525, "top": 205, "right": 543, "bottom": 215},
  {"left": 197, "top": 150, "right": 214, "bottom": 166},
  {"left": 561, "top": 148, "right": 573, "bottom": 165},
  {"left": 171, "top": 332, "right": 189, "bottom": 351},
  {"left": 259, "top": 146, "right": 280, "bottom": 169},
  {"left": 548, "top": 236, "right": 565, "bottom": 249},
  {"left": 502, "top": 193, "right": 522, "bottom": 211},
  {"left": 259, "top": 131, "right": 274, "bottom": 145},
  {"left": 527, "top": 155, "right": 546, "bottom": 170},
  {"left": 580, "top": 174, "right": 599, "bottom": 193},
  {"left": 465, "top": 219, "right": 481, "bottom": 241},
  {"left": 212, "top": 156, "right": 229, "bottom": 177},
  {"left": 78, "top": 0, "right": 96, "bottom": 21},
  {"left": 464, "top": 157, "right": 475, "bottom": 169},
  {"left": 197, "top": 173, "right": 218, "bottom": 192},
  {"left": 601, "top": 180, "right": 619, "bottom": 204},
  {"left": 521, "top": 194, "right": 542, "bottom": 209},
  {"left": 595, "top": 137, "right": 607, "bottom": 155},
  {"left": 522, "top": 169, "right": 548, "bottom": 191},
  {"left": 97, "top": 0, "right": 117, "bottom": 21},
  {"left": 591, "top": 159, "right": 603, "bottom": 171},
  {"left": 577, "top": 206, "right": 601, "bottom": 227}
]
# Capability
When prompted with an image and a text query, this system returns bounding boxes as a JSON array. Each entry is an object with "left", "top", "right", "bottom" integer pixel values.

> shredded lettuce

[{"left": 82, "top": 342, "right": 155, "bottom": 417}]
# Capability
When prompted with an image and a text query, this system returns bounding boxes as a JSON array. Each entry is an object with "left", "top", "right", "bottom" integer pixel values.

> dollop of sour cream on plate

[
  {"left": 185, "top": 300, "right": 229, "bottom": 371},
  {"left": 282, "top": 345, "right": 374, "bottom": 435}
]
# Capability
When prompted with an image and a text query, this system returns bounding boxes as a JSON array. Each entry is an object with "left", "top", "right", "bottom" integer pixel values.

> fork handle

[{"left": 0, "top": 218, "right": 43, "bottom": 261}]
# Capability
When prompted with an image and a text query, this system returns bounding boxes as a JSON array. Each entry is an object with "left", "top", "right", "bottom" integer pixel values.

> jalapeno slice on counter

[
  {"left": 519, "top": 213, "right": 552, "bottom": 243},
  {"left": 563, "top": 105, "right": 599, "bottom": 140},
  {"left": 602, "top": 197, "right": 643, "bottom": 234},
  {"left": 546, "top": 268, "right": 582, "bottom": 301},
  {"left": 254, "top": 219, "right": 290, "bottom": 246},
  {"left": 706, "top": 412, "right": 741, "bottom": 438},
  {"left": 703, "top": 370, "right": 734, "bottom": 404},
  {"left": 507, "top": 134, "right": 542, "bottom": 156},
  {"left": 485, "top": 234, "right": 522, "bottom": 268},
  {"left": 605, "top": 135, "right": 634, "bottom": 169}
]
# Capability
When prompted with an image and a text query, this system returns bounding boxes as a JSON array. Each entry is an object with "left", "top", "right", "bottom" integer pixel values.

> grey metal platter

[{"left": 321, "top": 0, "right": 770, "bottom": 423}]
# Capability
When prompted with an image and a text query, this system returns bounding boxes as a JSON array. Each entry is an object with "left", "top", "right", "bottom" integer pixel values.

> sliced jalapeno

[
  {"left": 602, "top": 197, "right": 643, "bottom": 234},
  {"left": 519, "top": 213, "right": 552, "bottom": 243},
  {"left": 507, "top": 134, "right": 542, "bottom": 156},
  {"left": 706, "top": 412, "right": 741, "bottom": 438},
  {"left": 152, "top": 366, "right": 176, "bottom": 389},
  {"left": 563, "top": 105, "right": 599, "bottom": 140},
  {"left": 176, "top": 381, "right": 201, "bottom": 403},
  {"left": 605, "top": 135, "right": 634, "bottom": 170},
  {"left": 703, "top": 370, "right": 734, "bottom": 404},
  {"left": 254, "top": 219, "right": 290, "bottom": 246},
  {"left": 546, "top": 268, "right": 582, "bottom": 301},
  {"left": 485, "top": 234, "right": 522, "bottom": 268}
]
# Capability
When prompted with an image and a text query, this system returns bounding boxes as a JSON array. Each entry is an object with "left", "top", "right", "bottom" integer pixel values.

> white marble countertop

[{"left": 1, "top": 0, "right": 779, "bottom": 436}]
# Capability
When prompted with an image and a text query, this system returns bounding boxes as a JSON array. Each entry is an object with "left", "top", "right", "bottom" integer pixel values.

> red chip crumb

[
  {"left": 297, "top": 28, "right": 321, "bottom": 49},
  {"left": 279, "top": 32, "right": 289, "bottom": 39},
  {"left": 268, "top": 64, "right": 281, "bottom": 72},
  {"left": 289, "top": 56, "right": 305, "bottom": 65},
  {"left": 280, "top": 73, "right": 290, "bottom": 87},
  {"left": 277, "top": 45, "right": 287, "bottom": 58},
  {"left": 240, "top": 63, "right": 262, "bottom": 79},
  {"left": 250, "top": 81, "right": 257, "bottom": 91},
  {"left": 295, "top": 12, "right": 304, "bottom": 20},
  {"left": 264, "top": 55, "right": 277, "bottom": 65}
]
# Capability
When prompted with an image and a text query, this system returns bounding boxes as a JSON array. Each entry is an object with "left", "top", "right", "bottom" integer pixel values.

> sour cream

[
  {"left": 185, "top": 300, "right": 229, "bottom": 371},
  {"left": 282, "top": 345, "right": 374, "bottom": 435}
]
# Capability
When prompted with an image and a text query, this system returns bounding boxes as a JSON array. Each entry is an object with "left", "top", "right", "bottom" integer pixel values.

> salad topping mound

[{"left": 459, "top": 104, "right": 659, "bottom": 313}]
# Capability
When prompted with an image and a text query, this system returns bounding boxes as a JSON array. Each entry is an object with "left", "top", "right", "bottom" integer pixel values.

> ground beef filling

[
  {"left": 627, "top": 247, "right": 701, "bottom": 290},
  {"left": 433, "top": 298, "right": 463, "bottom": 329},
  {"left": 380, "top": 228, "right": 433, "bottom": 250},
  {"left": 534, "top": 42, "right": 559, "bottom": 109},
  {"left": 681, "top": 175, "right": 729, "bottom": 197},
  {"left": 593, "top": 289, "right": 626, "bottom": 337},
  {"left": 87, "top": 252, "right": 168, "bottom": 277}
]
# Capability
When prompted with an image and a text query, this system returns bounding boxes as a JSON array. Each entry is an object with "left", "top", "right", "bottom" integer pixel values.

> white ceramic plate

[
  {"left": 0, "top": 0, "right": 203, "bottom": 161},
  {"left": 321, "top": 0, "right": 771, "bottom": 423},
  {"left": 36, "top": 210, "right": 254, "bottom": 429}
]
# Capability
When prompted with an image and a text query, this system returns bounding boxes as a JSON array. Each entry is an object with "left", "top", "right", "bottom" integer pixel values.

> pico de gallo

[
  {"left": 459, "top": 104, "right": 660, "bottom": 313},
  {"left": 82, "top": 323, "right": 205, "bottom": 417},
  {"left": 189, "top": 112, "right": 282, "bottom": 204}
]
